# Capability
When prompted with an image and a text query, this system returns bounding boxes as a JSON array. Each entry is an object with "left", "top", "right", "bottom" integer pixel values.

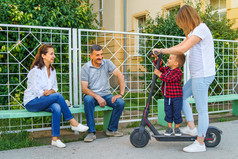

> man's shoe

[
  {"left": 164, "top": 128, "right": 173, "bottom": 136},
  {"left": 174, "top": 128, "right": 182, "bottom": 136},
  {"left": 84, "top": 133, "right": 96, "bottom": 142},
  {"left": 51, "top": 139, "right": 66, "bottom": 148},
  {"left": 71, "top": 123, "right": 89, "bottom": 132},
  {"left": 106, "top": 130, "right": 123, "bottom": 137},
  {"left": 183, "top": 140, "right": 206, "bottom": 152},
  {"left": 181, "top": 126, "right": 198, "bottom": 136}
]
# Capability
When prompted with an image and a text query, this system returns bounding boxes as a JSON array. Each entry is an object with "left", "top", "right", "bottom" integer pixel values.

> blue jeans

[
  {"left": 84, "top": 94, "right": 125, "bottom": 133},
  {"left": 164, "top": 97, "right": 183, "bottom": 124},
  {"left": 25, "top": 93, "right": 73, "bottom": 137},
  {"left": 182, "top": 75, "right": 215, "bottom": 137}
]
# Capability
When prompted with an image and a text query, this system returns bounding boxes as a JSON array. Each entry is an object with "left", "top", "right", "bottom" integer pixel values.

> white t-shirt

[
  {"left": 188, "top": 23, "right": 215, "bottom": 78},
  {"left": 23, "top": 66, "right": 58, "bottom": 105}
]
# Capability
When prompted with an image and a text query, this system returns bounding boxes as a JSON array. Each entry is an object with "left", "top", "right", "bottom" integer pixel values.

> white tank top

[{"left": 188, "top": 23, "right": 216, "bottom": 78}]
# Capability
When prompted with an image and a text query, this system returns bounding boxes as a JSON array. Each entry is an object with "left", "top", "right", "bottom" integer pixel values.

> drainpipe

[{"left": 124, "top": 0, "right": 127, "bottom": 86}]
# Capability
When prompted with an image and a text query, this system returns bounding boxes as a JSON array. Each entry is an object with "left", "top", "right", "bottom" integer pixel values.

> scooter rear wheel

[
  {"left": 130, "top": 128, "right": 150, "bottom": 148},
  {"left": 204, "top": 128, "right": 221, "bottom": 147}
]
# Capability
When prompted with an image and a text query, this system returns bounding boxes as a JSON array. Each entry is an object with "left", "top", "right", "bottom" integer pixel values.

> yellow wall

[
  {"left": 90, "top": 0, "right": 238, "bottom": 31},
  {"left": 227, "top": 0, "right": 238, "bottom": 29}
]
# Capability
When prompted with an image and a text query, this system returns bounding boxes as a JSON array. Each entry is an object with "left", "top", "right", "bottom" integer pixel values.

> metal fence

[
  {"left": 0, "top": 24, "right": 237, "bottom": 132},
  {"left": 0, "top": 24, "right": 72, "bottom": 131},
  {"left": 77, "top": 29, "right": 238, "bottom": 122}
]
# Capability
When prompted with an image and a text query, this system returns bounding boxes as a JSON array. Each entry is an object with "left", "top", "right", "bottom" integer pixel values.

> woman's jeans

[
  {"left": 182, "top": 75, "right": 215, "bottom": 137},
  {"left": 25, "top": 93, "right": 73, "bottom": 137},
  {"left": 84, "top": 94, "right": 125, "bottom": 133}
]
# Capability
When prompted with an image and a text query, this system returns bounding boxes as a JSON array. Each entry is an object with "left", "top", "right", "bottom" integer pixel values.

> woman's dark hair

[
  {"left": 90, "top": 44, "right": 102, "bottom": 54},
  {"left": 30, "top": 44, "right": 55, "bottom": 70}
]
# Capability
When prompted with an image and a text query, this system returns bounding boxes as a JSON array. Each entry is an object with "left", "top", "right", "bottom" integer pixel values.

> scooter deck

[{"left": 152, "top": 134, "right": 197, "bottom": 141}]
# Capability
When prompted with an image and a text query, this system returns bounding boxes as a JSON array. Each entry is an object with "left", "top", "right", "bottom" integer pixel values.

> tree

[{"left": 0, "top": 0, "right": 97, "bottom": 29}]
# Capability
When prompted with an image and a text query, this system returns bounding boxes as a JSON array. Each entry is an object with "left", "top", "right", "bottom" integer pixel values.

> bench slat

[
  {"left": 0, "top": 105, "right": 113, "bottom": 119},
  {"left": 187, "top": 94, "right": 238, "bottom": 103},
  {"left": 158, "top": 94, "right": 238, "bottom": 103},
  {"left": 157, "top": 94, "right": 238, "bottom": 127}
]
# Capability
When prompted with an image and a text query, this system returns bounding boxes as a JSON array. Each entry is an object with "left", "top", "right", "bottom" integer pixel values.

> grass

[
  {"left": 0, "top": 131, "right": 42, "bottom": 151},
  {"left": 126, "top": 121, "right": 140, "bottom": 128}
]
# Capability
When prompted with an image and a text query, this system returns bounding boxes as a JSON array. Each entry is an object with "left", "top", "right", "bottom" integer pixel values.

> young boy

[{"left": 154, "top": 54, "right": 186, "bottom": 136}]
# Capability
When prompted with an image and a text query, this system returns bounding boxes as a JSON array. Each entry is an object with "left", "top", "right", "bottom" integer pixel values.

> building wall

[
  {"left": 227, "top": 0, "right": 238, "bottom": 29},
  {"left": 90, "top": 0, "right": 238, "bottom": 31},
  {"left": 126, "top": 0, "right": 178, "bottom": 32}
]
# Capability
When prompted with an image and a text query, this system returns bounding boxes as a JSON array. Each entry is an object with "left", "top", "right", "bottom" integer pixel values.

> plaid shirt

[{"left": 154, "top": 60, "right": 183, "bottom": 98}]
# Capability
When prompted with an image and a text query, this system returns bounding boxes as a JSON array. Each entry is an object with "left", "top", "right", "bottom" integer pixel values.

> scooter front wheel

[
  {"left": 130, "top": 128, "right": 150, "bottom": 148},
  {"left": 204, "top": 128, "right": 221, "bottom": 147}
]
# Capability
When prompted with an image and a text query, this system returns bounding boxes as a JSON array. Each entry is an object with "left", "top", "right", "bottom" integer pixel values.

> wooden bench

[
  {"left": 157, "top": 94, "right": 238, "bottom": 127},
  {"left": 0, "top": 105, "right": 113, "bottom": 131}
]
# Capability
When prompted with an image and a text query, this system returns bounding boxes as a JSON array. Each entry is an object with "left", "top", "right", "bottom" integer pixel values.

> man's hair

[
  {"left": 175, "top": 54, "right": 186, "bottom": 68},
  {"left": 90, "top": 45, "right": 102, "bottom": 54}
]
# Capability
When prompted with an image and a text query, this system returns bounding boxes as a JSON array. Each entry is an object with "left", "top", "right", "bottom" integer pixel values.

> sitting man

[{"left": 81, "top": 44, "right": 125, "bottom": 142}]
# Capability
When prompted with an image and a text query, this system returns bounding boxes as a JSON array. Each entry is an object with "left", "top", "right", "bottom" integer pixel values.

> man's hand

[
  {"left": 154, "top": 69, "right": 162, "bottom": 77},
  {"left": 111, "top": 94, "right": 122, "bottom": 103},
  {"left": 96, "top": 96, "right": 107, "bottom": 108}
]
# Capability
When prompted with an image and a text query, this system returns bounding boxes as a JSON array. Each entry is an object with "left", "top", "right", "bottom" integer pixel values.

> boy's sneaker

[
  {"left": 183, "top": 140, "right": 206, "bottom": 152},
  {"left": 174, "top": 128, "right": 182, "bottom": 136},
  {"left": 164, "top": 128, "right": 173, "bottom": 136},
  {"left": 181, "top": 126, "right": 198, "bottom": 136}
]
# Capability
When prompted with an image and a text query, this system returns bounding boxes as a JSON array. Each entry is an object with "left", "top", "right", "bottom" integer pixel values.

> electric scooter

[{"left": 130, "top": 52, "right": 222, "bottom": 148}]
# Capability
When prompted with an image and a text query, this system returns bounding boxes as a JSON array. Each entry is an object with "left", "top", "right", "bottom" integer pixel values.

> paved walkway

[{"left": 1, "top": 120, "right": 238, "bottom": 159}]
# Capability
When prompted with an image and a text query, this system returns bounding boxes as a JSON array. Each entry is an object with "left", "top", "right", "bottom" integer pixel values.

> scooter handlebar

[{"left": 155, "top": 53, "right": 163, "bottom": 70}]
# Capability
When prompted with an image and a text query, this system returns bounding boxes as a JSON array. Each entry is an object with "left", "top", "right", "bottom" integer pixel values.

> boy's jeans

[
  {"left": 182, "top": 75, "right": 215, "bottom": 137},
  {"left": 84, "top": 94, "right": 125, "bottom": 133},
  {"left": 25, "top": 93, "right": 73, "bottom": 137}
]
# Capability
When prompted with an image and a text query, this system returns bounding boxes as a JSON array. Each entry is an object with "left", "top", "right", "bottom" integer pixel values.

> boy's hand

[{"left": 154, "top": 69, "right": 162, "bottom": 77}]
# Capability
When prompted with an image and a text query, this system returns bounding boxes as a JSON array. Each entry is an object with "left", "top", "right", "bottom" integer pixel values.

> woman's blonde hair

[{"left": 175, "top": 5, "right": 202, "bottom": 36}]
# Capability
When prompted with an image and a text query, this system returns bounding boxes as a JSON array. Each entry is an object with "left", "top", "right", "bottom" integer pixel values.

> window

[
  {"left": 210, "top": 0, "right": 227, "bottom": 20},
  {"left": 136, "top": 16, "right": 146, "bottom": 56},
  {"left": 137, "top": 16, "right": 146, "bottom": 33},
  {"left": 98, "top": 0, "right": 103, "bottom": 29},
  {"left": 164, "top": 6, "right": 180, "bottom": 17}
]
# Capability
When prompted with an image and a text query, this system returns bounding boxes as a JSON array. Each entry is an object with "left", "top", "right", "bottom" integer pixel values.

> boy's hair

[{"left": 175, "top": 54, "right": 186, "bottom": 68}]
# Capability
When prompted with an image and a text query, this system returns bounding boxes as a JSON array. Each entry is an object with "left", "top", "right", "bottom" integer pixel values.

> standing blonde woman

[
  {"left": 153, "top": 5, "right": 215, "bottom": 152},
  {"left": 24, "top": 44, "right": 88, "bottom": 148}
]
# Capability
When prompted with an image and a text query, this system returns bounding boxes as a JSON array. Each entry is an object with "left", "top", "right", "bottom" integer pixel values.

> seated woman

[{"left": 24, "top": 44, "right": 88, "bottom": 148}]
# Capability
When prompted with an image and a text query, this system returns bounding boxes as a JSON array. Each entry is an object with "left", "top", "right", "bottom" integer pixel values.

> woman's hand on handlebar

[{"left": 152, "top": 48, "right": 162, "bottom": 60}]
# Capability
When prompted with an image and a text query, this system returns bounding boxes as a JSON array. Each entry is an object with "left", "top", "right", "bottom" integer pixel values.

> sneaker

[
  {"left": 174, "top": 128, "right": 182, "bottom": 136},
  {"left": 164, "top": 128, "right": 173, "bottom": 136},
  {"left": 84, "top": 133, "right": 96, "bottom": 142},
  {"left": 181, "top": 126, "right": 198, "bottom": 136},
  {"left": 183, "top": 140, "right": 206, "bottom": 152},
  {"left": 71, "top": 123, "right": 89, "bottom": 132},
  {"left": 106, "top": 130, "right": 123, "bottom": 137},
  {"left": 51, "top": 139, "right": 66, "bottom": 148}
]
